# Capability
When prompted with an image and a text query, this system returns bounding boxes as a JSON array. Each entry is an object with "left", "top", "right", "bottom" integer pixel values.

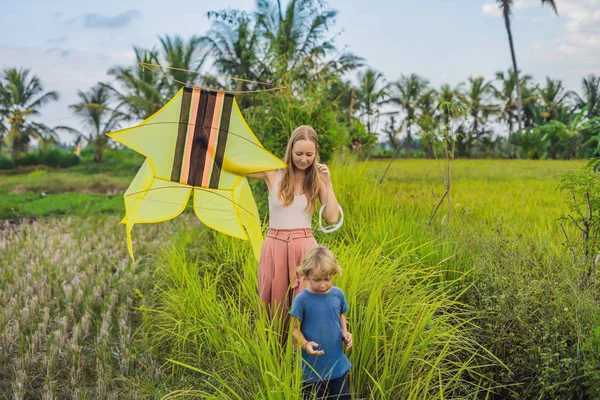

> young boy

[{"left": 290, "top": 245, "right": 353, "bottom": 400}]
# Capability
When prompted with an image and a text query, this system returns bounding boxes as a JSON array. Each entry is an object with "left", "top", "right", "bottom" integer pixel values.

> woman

[{"left": 248, "top": 125, "right": 340, "bottom": 318}]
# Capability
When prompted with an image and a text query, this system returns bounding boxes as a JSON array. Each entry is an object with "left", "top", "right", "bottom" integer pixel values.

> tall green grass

[
  {"left": 2, "top": 156, "right": 596, "bottom": 398},
  {"left": 143, "top": 159, "right": 501, "bottom": 399}
]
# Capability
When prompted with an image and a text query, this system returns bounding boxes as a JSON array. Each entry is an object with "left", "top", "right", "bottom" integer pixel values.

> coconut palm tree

[
  {"left": 494, "top": 69, "right": 536, "bottom": 157},
  {"left": 461, "top": 76, "right": 497, "bottom": 156},
  {"left": 159, "top": 35, "right": 207, "bottom": 97},
  {"left": 107, "top": 47, "right": 166, "bottom": 120},
  {"left": 255, "top": 0, "right": 342, "bottom": 83},
  {"left": 356, "top": 68, "right": 388, "bottom": 135},
  {"left": 417, "top": 89, "right": 438, "bottom": 158},
  {"left": 68, "top": 84, "right": 124, "bottom": 162},
  {"left": 538, "top": 77, "right": 570, "bottom": 122},
  {"left": 573, "top": 74, "right": 600, "bottom": 118},
  {"left": 108, "top": 35, "right": 206, "bottom": 121},
  {"left": 389, "top": 73, "right": 430, "bottom": 156},
  {"left": 0, "top": 68, "right": 59, "bottom": 161},
  {"left": 202, "top": 9, "right": 262, "bottom": 91},
  {"left": 496, "top": 0, "right": 558, "bottom": 131}
]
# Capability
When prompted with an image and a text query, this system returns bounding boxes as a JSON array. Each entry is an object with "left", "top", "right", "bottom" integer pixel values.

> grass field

[{"left": 1, "top": 157, "right": 598, "bottom": 399}]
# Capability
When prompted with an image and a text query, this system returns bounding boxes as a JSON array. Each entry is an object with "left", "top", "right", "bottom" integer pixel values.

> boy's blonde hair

[{"left": 297, "top": 245, "right": 342, "bottom": 280}]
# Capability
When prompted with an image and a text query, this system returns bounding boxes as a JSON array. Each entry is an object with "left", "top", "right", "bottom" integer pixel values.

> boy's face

[{"left": 306, "top": 273, "right": 333, "bottom": 294}]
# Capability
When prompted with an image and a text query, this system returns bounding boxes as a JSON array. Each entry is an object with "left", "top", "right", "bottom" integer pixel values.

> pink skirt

[{"left": 258, "top": 228, "right": 317, "bottom": 318}]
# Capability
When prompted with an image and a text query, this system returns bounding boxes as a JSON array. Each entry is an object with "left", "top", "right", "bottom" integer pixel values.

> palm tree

[
  {"left": 389, "top": 73, "right": 430, "bottom": 156},
  {"left": 108, "top": 35, "right": 205, "bottom": 121},
  {"left": 496, "top": 0, "right": 558, "bottom": 131},
  {"left": 0, "top": 68, "right": 59, "bottom": 161},
  {"left": 417, "top": 89, "right": 438, "bottom": 158},
  {"left": 356, "top": 69, "right": 388, "bottom": 135},
  {"left": 68, "top": 84, "right": 124, "bottom": 162},
  {"left": 202, "top": 9, "right": 261, "bottom": 91},
  {"left": 461, "top": 76, "right": 497, "bottom": 157},
  {"left": 107, "top": 47, "right": 166, "bottom": 120},
  {"left": 573, "top": 74, "right": 600, "bottom": 118},
  {"left": 494, "top": 69, "right": 536, "bottom": 157},
  {"left": 0, "top": 115, "right": 7, "bottom": 152},
  {"left": 159, "top": 35, "right": 207, "bottom": 97},
  {"left": 255, "top": 0, "right": 341, "bottom": 83},
  {"left": 538, "top": 77, "right": 570, "bottom": 122},
  {"left": 378, "top": 74, "right": 430, "bottom": 182}
]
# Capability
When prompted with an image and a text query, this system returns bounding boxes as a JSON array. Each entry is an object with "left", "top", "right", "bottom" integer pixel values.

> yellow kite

[{"left": 107, "top": 87, "right": 286, "bottom": 260}]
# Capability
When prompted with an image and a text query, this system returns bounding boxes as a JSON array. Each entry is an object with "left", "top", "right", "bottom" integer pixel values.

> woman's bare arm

[
  {"left": 246, "top": 169, "right": 279, "bottom": 191},
  {"left": 318, "top": 180, "right": 340, "bottom": 223}
]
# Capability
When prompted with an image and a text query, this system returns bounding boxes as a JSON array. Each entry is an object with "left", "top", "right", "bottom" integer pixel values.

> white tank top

[{"left": 268, "top": 169, "right": 313, "bottom": 229}]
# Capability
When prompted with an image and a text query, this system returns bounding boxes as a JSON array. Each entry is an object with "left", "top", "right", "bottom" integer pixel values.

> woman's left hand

[{"left": 316, "top": 163, "right": 331, "bottom": 185}]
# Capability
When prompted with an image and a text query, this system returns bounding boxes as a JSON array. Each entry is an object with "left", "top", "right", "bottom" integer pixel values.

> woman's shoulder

[
  {"left": 261, "top": 169, "right": 281, "bottom": 180},
  {"left": 262, "top": 169, "right": 282, "bottom": 191}
]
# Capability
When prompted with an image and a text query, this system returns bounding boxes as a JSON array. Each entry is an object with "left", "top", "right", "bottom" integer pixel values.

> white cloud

[
  {"left": 486, "top": 0, "right": 600, "bottom": 67},
  {"left": 514, "top": 0, "right": 541, "bottom": 10},
  {"left": 552, "top": 1, "right": 600, "bottom": 65},
  {"left": 482, "top": 3, "right": 501, "bottom": 16}
]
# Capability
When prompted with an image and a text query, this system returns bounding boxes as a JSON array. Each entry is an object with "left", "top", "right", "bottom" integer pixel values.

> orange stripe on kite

[{"left": 202, "top": 92, "right": 224, "bottom": 186}]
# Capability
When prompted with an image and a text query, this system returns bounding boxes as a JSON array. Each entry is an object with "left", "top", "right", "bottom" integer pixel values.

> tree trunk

[
  {"left": 10, "top": 124, "right": 24, "bottom": 162},
  {"left": 507, "top": 115, "right": 513, "bottom": 158},
  {"left": 406, "top": 123, "right": 412, "bottom": 157},
  {"left": 94, "top": 141, "right": 103, "bottom": 163},
  {"left": 349, "top": 89, "right": 355, "bottom": 128},
  {"left": 504, "top": 10, "right": 524, "bottom": 134}
]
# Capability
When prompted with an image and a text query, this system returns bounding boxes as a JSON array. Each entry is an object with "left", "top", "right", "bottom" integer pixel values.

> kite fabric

[{"left": 107, "top": 86, "right": 286, "bottom": 261}]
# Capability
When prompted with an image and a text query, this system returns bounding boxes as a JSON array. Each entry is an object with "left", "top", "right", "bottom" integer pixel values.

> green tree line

[{"left": 1, "top": 0, "right": 599, "bottom": 166}]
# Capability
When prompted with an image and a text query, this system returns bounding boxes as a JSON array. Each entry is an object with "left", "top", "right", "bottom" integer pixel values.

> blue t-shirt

[{"left": 290, "top": 286, "right": 351, "bottom": 383}]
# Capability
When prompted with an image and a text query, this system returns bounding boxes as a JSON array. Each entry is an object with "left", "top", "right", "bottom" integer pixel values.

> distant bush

[
  {"left": 38, "top": 149, "right": 80, "bottom": 168},
  {"left": 71, "top": 147, "right": 144, "bottom": 175},
  {"left": 1, "top": 149, "right": 81, "bottom": 169},
  {"left": 0, "top": 153, "right": 14, "bottom": 170}
]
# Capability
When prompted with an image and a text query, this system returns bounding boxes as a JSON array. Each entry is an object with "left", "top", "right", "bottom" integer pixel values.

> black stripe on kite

[
  {"left": 209, "top": 93, "right": 233, "bottom": 189},
  {"left": 187, "top": 90, "right": 210, "bottom": 186},
  {"left": 171, "top": 86, "right": 192, "bottom": 182}
]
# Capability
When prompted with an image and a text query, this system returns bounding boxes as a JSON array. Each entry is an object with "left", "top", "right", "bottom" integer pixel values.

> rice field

[{"left": 1, "top": 158, "right": 598, "bottom": 399}]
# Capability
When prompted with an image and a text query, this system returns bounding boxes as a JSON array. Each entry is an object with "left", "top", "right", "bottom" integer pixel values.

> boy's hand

[
  {"left": 304, "top": 341, "right": 324, "bottom": 356},
  {"left": 342, "top": 331, "right": 353, "bottom": 351}
]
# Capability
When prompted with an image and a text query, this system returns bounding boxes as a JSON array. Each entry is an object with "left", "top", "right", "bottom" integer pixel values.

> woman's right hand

[{"left": 304, "top": 341, "right": 325, "bottom": 356}]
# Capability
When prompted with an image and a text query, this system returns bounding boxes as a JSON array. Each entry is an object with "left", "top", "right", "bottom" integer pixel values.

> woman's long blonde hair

[{"left": 278, "top": 125, "right": 320, "bottom": 212}]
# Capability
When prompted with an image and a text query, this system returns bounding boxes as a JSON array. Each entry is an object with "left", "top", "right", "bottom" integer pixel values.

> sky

[{"left": 1, "top": 0, "right": 599, "bottom": 143}]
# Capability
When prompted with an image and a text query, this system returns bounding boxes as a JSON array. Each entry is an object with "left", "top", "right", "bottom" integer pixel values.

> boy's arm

[
  {"left": 340, "top": 314, "right": 348, "bottom": 334},
  {"left": 290, "top": 316, "right": 324, "bottom": 356},
  {"left": 340, "top": 314, "right": 353, "bottom": 351},
  {"left": 291, "top": 316, "right": 307, "bottom": 348}
]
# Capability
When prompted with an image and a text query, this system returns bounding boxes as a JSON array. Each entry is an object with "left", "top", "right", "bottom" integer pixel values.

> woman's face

[{"left": 291, "top": 139, "right": 317, "bottom": 171}]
